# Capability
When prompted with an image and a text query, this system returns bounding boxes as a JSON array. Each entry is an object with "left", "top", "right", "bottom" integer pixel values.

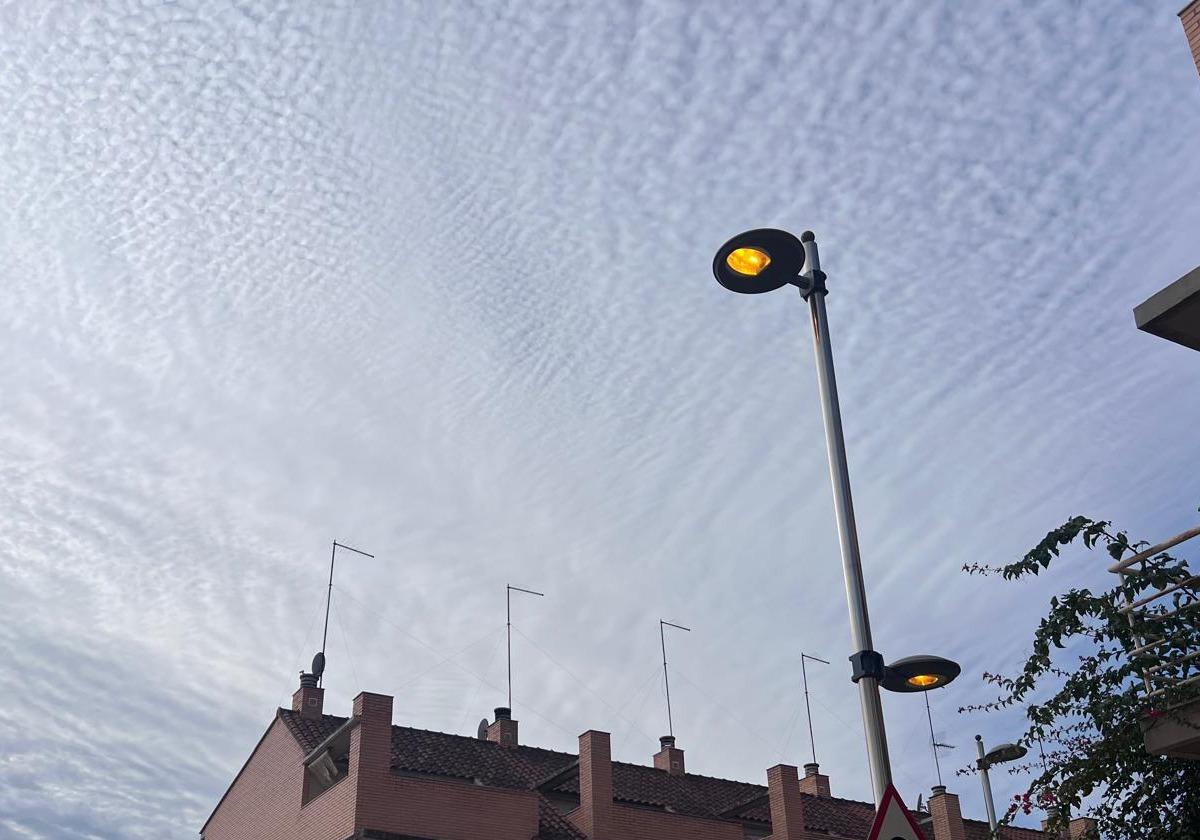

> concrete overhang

[{"left": 1134, "top": 265, "right": 1200, "bottom": 351}]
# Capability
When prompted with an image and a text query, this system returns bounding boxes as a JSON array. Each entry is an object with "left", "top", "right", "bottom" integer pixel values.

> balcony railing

[{"left": 1109, "top": 525, "right": 1200, "bottom": 758}]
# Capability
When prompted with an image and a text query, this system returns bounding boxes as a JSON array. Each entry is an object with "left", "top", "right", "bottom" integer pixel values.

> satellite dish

[
  {"left": 311, "top": 651, "right": 326, "bottom": 679},
  {"left": 477, "top": 718, "right": 490, "bottom": 740}
]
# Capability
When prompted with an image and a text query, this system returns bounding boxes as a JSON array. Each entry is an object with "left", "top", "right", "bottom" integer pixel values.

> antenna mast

[
  {"left": 506, "top": 584, "right": 544, "bottom": 710},
  {"left": 923, "top": 691, "right": 955, "bottom": 786},
  {"left": 800, "top": 652, "right": 830, "bottom": 764},
  {"left": 659, "top": 619, "right": 691, "bottom": 737},
  {"left": 320, "top": 540, "right": 374, "bottom": 686}
]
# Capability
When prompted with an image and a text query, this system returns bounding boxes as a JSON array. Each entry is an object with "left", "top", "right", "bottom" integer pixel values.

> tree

[{"left": 959, "top": 513, "right": 1200, "bottom": 839}]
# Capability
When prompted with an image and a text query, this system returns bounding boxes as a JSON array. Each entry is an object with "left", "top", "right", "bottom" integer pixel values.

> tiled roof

[
  {"left": 967, "top": 821, "right": 1047, "bottom": 840},
  {"left": 391, "top": 721, "right": 577, "bottom": 788},
  {"left": 278, "top": 710, "right": 1041, "bottom": 840},
  {"left": 280, "top": 709, "right": 348, "bottom": 752}
]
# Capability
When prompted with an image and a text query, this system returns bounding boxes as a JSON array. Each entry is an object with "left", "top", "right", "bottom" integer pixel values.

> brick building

[
  {"left": 1182, "top": 0, "right": 1200, "bottom": 79},
  {"left": 1132, "top": 1, "right": 1200, "bottom": 351},
  {"left": 201, "top": 672, "right": 1100, "bottom": 840}
]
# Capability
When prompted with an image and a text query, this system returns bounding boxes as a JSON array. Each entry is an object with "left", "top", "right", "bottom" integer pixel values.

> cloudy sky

[{"left": 1, "top": 1, "right": 1198, "bottom": 837}]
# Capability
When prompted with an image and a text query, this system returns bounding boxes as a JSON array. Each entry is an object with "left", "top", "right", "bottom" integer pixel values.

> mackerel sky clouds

[{"left": 1, "top": 2, "right": 1198, "bottom": 837}]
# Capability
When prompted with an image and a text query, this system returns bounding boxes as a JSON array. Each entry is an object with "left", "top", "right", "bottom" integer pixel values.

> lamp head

[
  {"left": 712, "top": 228, "right": 807, "bottom": 294},
  {"left": 985, "top": 742, "right": 1028, "bottom": 765},
  {"left": 880, "top": 655, "right": 962, "bottom": 693}
]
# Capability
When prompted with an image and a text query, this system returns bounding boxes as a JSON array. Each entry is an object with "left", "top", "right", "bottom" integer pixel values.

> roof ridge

[
  {"left": 388, "top": 722, "right": 578, "bottom": 759},
  {"left": 609, "top": 758, "right": 765, "bottom": 790},
  {"left": 800, "top": 790, "right": 874, "bottom": 808}
]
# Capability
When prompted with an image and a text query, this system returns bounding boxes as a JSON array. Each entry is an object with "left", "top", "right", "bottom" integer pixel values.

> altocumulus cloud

[{"left": 0, "top": 1, "right": 1197, "bottom": 837}]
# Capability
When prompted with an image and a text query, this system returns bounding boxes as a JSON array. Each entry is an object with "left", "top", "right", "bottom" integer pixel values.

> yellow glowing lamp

[
  {"left": 713, "top": 229, "right": 805, "bottom": 294},
  {"left": 726, "top": 247, "right": 771, "bottom": 276},
  {"left": 906, "top": 673, "right": 941, "bottom": 689}
]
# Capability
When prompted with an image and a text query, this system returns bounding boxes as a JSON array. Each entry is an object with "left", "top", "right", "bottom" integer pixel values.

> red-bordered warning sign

[{"left": 866, "top": 783, "right": 929, "bottom": 840}]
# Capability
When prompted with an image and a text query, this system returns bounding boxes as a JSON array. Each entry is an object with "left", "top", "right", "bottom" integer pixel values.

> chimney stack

[
  {"left": 927, "top": 785, "right": 966, "bottom": 840},
  {"left": 766, "top": 764, "right": 806, "bottom": 840},
  {"left": 1041, "top": 813, "right": 1101, "bottom": 840},
  {"left": 797, "top": 762, "right": 831, "bottom": 797},
  {"left": 653, "top": 735, "right": 685, "bottom": 776},
  {"left": 486, "top": 706, "right": 519, "bottom": 747},
  {"left": 350, "top": 691, "right": 394, "bottom": 775},
  {"left": 1041, "top": 808, "right": 1058, "bottom": 836},
  {"left": 292, "top": 672, "right": 324, "bottom": 721},
  {"left": 571, "top": 730, "right": 614, "bottom": 840}
]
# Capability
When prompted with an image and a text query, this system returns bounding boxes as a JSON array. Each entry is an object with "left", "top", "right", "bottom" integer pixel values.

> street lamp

[
  {"left": 976, "top": 734, "right": 1029, "bottom": 836},
  {"left": 712, "top": 228, "right": 959, "bottom": 805},
  {"left": 881, "top": 655, "right": 962, "bottom": 692}
]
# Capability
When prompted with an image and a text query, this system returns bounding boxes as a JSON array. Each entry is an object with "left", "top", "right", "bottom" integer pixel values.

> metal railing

[{"left": 1109, "top": 527, "right": 1200, "bottom": 702}]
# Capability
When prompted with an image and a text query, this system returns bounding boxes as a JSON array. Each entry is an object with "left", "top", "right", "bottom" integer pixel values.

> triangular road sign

[{"left": 866, "top": 783, "right": 929, "bottom": 840}]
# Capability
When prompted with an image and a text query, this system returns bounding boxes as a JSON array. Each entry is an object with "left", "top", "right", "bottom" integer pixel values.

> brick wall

[
  {"left": 201, "top": 717, "right": 355, "bottom": 840},
  {"left": 356, "top": 774, "right": 540, "bottom": 840},
  {"left": 609, "top": 802, "right": 744, "bottom": 840},
  {"left": 1183, "top": 0, "right": 1200, "bottom": 77}
]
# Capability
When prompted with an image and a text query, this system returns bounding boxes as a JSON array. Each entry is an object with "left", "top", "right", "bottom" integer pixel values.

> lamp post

[
  {"left": 712, "top": 229, "right": 959, "bottom": 806},
  {"left": 976, "top": 735, "right": 1028, "bottom": 836}
]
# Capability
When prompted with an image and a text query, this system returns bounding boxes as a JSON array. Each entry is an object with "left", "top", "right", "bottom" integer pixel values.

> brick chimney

[
  {"left": 349, "top": 692, "right": 393, "bottom": 776},
  {"left": 348, "top": 691, "right": 394, "bottom": 831},
  {"left": 1182, "top": 0, "right": 1200, "bottom": 77},
  {"left": 1068, "top": 817, "right": 1100, "bottom": 839},
  {"left": 927, "top": 785, "right": 966, "bottom": 840},
  {"left": 292, "top": 672, "right": 324, "bottom": 721},
  {"left": 572, "top": 730, "right": 613, "bottom": 840},
  {"left": 486, "top": 707, "right": 518, "bottom": 747},
  {"left": 766, "top": 764, "right": 806, "bottom": 840},
  {"left": 1041, "top": 806, "right": 1062, "bottom": 836},
  {"left": 797, "top": 762, "right": 831, "bottom": 797},
  {"left": 653, "top": 735, "right": 685, "bottom": 776}
]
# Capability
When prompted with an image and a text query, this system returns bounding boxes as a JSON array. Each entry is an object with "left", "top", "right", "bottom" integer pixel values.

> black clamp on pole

[
  {"left": 849, "top": 649, "right": 886, "bottom": 683},
  {"left": 793, "top": 269, "right": 827, "bottom": 300},
  {"left": 795, "top": 230, "right": 827, "bottom": 301}
]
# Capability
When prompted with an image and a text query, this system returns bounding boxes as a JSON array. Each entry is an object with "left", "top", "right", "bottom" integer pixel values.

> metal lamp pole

[
  {"left": 976, "top": 735, "right": 1000, "bottom": 835},
  {"left": 799, "top": 232, "right": 893, "bottom": 804},
  {"left": 714, "top": 229, "right": 951, "bottom": 806}
]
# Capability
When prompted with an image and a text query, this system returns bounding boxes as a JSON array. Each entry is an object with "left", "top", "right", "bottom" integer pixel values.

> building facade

[
  {"left": 1133, "top": 2, "right": 1200, "bottom": 350},
  {"left": 1182, "top": 0, "right": 1200, "bottom": 78},
  {"left": 201, "top": 673, "right": 1101, "bottom": 840}
]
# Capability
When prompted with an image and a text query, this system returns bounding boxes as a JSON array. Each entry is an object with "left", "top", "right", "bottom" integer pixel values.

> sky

[{"left": 0, "top": 1, "right": 1198, "bottom": 837}]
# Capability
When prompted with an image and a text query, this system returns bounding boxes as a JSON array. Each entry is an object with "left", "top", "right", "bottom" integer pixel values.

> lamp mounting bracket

[
  {"left": 849, "top": 649, "right": 886, "bottom": 683},
  {"left": 793, "top": 269, "right": 826, "bottom": 300}
]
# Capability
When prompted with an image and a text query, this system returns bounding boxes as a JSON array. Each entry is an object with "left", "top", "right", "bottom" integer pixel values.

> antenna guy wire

[
  {"left": 660, "top": 619, "right": 691, "bottom": 738},
  {"left": 320, "top": 540, "right": 375, "bottom": 686},
  {"left": 507, "top": 584, "right": 544, "bottom": 710},
  {"left": 800, "top": 652, "right": 830, "bottom": 765}
]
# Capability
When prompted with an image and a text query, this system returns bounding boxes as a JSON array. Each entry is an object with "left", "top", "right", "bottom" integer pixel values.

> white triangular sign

[{"left": 866, "top": 783, "right": 929, "bottom": 840}]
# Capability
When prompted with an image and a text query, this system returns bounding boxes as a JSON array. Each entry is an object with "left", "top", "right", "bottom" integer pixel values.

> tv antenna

[
  {"left": 659, "top": 619, "right": 691, "bottom": 737},
  {"left": 800, "top": 652, "right": 830, "bottom": 764},
  {"left": 506, "top": 584, "right": 544, "bottom": 710},
  {"left": 923, "top": 690, "right": 955, "bottom": 786},
  {"left": 320, "top": 540, "right": 374, "bottom": 686}
]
